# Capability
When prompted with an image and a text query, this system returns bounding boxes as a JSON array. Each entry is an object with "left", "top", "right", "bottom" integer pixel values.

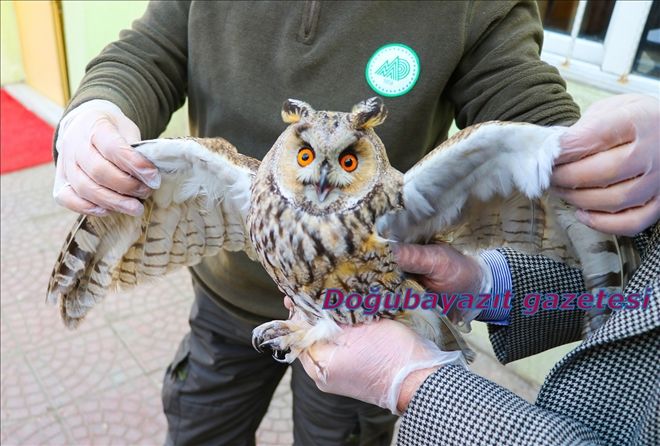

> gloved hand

[
  {"left": 552, "top": 94, "right": 660, "bottom": 236},
  {"left": 53, "top": 100, "right": 161, "bottom": 216},
  {"left": 392, "top": 243, "right": 492, "bottom": 326},
  {"left": 297, "top": 317, "right": 465, "bottom": 415},
  {"left": 294, "top": 244, "right": 478, "bottom": 413}
]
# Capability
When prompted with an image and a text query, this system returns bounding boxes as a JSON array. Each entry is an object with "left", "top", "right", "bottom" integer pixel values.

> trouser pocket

[{"left": 162, "top": 332, "right": 191, "bottom": 432}]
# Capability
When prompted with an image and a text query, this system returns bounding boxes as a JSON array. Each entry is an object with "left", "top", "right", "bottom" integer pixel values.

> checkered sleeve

[
  {"left": 397, "top": 365, "right": 600, "bottom": 445},
  {"left": 487, "top": 248, "right": 586, "bottom": 364}
]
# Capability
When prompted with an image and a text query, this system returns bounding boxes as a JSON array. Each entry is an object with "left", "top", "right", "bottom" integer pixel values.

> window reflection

[
  {"left": 579, "top": 0, "right": 615, "bottom": 41},
  {"left": 538, "top": 0, "right": 579, "bottom": 34},
  {"left": 632, "top": 0, "right": 660, "bottom": 79},
  {"left": 537, "top": 0, "right": 614, "bottom": 42}
]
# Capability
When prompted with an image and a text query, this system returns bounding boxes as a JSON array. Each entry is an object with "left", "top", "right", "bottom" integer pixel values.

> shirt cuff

[{"left": 476, "top": 250, "right": 512, "bottom": 325}]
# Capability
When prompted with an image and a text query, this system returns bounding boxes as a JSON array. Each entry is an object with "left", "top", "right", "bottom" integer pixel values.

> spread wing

[
  {"left": 378, "top": 121, "right": 621, "bottom": 276},
  {"left": 47, "top": 137, "right": 260, "bottom": 328}
]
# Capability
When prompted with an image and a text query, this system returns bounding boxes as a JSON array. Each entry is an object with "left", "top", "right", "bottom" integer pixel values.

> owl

[{"left": 47, "top": 98, "right": 628, "bottom": 363}]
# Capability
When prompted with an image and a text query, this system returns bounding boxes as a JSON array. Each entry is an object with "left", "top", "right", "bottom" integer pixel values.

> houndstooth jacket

[{"left": 398, "top": 222, "right": 660, "bottom": 446}]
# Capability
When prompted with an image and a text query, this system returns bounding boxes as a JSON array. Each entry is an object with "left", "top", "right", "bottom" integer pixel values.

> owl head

[{"left": 271, "top": 97, "right": 391, "bottom": 213}]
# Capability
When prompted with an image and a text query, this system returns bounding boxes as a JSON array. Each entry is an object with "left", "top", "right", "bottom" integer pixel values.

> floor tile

[
  {"left": 0, "top": 412, "right": 69, "bottom": 446},
  {"left": 3, "top": 291, "right": 107, "bottom": 354},
  {"left": 111, "top": 299, "right": 192, "bottom": 374},
  {"left": 26, "top": 326, "right": 144, "bottom": 408},
  {"left": 56, "top": 375, "right": 166, "bottom": 446},
  {"left": 1, "top": 355, "right": 53, "bottom": 423}
]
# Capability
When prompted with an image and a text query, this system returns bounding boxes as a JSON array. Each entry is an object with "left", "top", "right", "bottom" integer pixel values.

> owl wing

[
  {"left": 378, "top": 121, "right": 622, "bottom": 279},
  {"left": 48, "top": 137, "right": 260, "bottom": 328}
]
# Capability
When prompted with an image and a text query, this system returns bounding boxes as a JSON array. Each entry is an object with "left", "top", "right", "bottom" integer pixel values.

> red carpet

[{"left": 0, "top": 88, "right": 54, "bottom": 174}]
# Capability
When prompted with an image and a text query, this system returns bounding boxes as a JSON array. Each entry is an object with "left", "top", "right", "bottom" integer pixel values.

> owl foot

[{"left": 252, "top": 320, "right": 306, "bottom": 363}]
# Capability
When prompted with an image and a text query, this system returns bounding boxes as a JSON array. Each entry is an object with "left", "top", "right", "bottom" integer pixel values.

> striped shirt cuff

[{"left": 476, "top": 250, "right": 512, "bottom": 325}]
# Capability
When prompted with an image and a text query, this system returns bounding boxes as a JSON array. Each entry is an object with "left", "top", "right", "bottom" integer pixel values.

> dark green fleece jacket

[{"left": 63, "top": 0, "right": 579, "bottom": 320}]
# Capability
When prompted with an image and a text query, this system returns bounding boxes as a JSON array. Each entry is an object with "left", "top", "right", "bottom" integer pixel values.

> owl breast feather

[{"left": 247, "top": 177, "right": 404, "bottom": 323}]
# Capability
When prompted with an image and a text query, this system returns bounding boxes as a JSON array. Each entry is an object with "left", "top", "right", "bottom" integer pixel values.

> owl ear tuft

[
  {"left": 282, "top": 99, "right": 315, "bottom": 124},
  {"left": 351, "top": 97, "right": 387, "bottom": 129}
]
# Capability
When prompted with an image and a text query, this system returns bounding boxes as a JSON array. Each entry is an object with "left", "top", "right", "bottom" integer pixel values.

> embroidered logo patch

[{"left": 366, "top": 44, "right": 420, "bottom": 97}]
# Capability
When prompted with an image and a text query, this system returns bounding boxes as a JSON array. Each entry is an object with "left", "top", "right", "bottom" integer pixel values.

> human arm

[
  {"left": 53, "top": 1, "right": 191, "bottom": 215},
  {"left": 397, "top": 226, "right": 660, "bottom": 445},
  {"left": 447, "top": 1, "right": 579, "bottom": 127},
  {"left": 397, "top": 364, "right": 599, "bottom": 445},
  {"left": 486, "top": 248, "right": 586, "bottom": 363}
]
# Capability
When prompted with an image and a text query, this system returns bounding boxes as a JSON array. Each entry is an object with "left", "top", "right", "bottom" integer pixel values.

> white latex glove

[
  {"left": 53, "top": 100, "right": 160, "bottom": 216},
  {"left": 392, "top": 243, "right": 493, "bottom": 328},
  {"left": 298, "top": 318, "right": 465, "bottom": 415},
  {"left": 552, "top": 94, "right": 660, "bottom": 236}
]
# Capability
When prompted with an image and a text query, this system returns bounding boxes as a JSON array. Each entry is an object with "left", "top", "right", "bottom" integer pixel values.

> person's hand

[
  {"left": 290, "top": 244, "right": 476, "bottom": 413},
  {"left": 53, "top": 100, "right": 161, "bottom": 217},
  {"left": 552, "top": 94, "right": 660, "bottom": 236},
  {"left": 392, "top": 243, "right": 492, "bottom": 325},
  {"left": 295, "top": 314, "right": 464, "bottom": 414},
  {"left": 391, "top": 243, "right": 489, "bottom": 295}
]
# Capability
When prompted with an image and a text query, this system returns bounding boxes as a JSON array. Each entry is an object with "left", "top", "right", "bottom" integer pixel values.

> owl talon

[
  {"left": 259, "top": 339, "right": 277, "bottom": 350},
  {"left": 251, "top": 319, "right": 308, "bottom": 363},
  {"left": 257, "top": 338, "right": 291, "bottom": 363},
  {"left": 271, "top": 348, "right": 291, "bottom": 363},
  {"left": 259, "top": 336, "right": 292, "bottom": 354},
  {"left": 252, "top": 320, "right": 294, "bottom": 353}
]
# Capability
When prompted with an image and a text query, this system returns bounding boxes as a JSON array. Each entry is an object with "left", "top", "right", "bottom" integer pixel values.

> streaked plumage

[{"left": 47, "top": 98, "right": 625, "bottom": 362}]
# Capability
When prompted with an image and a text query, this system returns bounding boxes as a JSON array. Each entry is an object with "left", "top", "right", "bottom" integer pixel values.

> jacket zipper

[{"left": 298, "top": 0, "right": 321, "bottom": 44}]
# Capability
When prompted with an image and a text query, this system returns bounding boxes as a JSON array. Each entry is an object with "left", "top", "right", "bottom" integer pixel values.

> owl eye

[
  {"left": 297, "top": 147, "right": 315, "bottom": 167},
  {"left": 339, "top": 152, "right": 358, "bottom": 172}
]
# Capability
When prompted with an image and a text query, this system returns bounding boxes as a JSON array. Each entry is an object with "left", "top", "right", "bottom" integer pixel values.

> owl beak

[{"left": 317, "top": 161, "right": 332, "bottom": 202}]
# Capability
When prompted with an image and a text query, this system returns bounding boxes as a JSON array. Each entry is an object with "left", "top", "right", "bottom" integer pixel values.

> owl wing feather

[
  {"left": 378, "top": 121, "right": 623, "bottom": 304},
  {"left": 47, "top": 137, "right": 260, "bottom": 328}
]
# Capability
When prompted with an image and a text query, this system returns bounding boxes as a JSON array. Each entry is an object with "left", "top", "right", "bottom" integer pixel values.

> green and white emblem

[{"left": 365, "top": 43, "right": 420, "bottom": 97}]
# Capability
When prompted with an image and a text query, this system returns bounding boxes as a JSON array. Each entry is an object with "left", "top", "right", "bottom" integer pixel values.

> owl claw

[
  {"left": 258, "top": 337, "right": 291, "bottom": 355},
  {"left": 259, "top": 339, "right": 277, "bottom": 350},
  {"left": 252, "top": 319, "right": 304, "bottom": 363},
  {"left": 252, "top": 320, "right": 292, "bottom": 351},
  {"left": 271, "top": 348, "right": 291, "bottom": 363},
  {"left": 257, "top": 338, "right": 291, "bottom": 362}
]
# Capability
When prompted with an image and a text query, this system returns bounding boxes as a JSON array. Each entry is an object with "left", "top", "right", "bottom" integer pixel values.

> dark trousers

[{"left": 162, "top": 280, "right": 397, "bottom": 445}]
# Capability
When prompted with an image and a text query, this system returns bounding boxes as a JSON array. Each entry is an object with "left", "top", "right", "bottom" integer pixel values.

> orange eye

[
  {"left": 339, "top": 153, "right": 358, "bottom": 172},
  {"left": 297, "top": 147, "right": 315, "bottom": 166}
]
